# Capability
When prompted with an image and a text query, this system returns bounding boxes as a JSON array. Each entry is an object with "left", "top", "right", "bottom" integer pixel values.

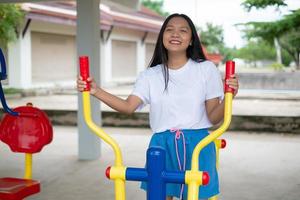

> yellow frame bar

[
  {"left": 24, "top": 153, "right": 32, "bottom": 179},
  {"left": 214, "top": 139, "right": 223, "bottom": 170},
  {"left": 187, "top": 93, "right": 233, "bottom": 200},
  {"left": 82, "top": 91, "right": 126, "bottom": 200}
]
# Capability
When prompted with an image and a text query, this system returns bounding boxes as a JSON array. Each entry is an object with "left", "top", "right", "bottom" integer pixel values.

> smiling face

[{"left": 162, "top": 16, "right": 192, "bottom": 55}]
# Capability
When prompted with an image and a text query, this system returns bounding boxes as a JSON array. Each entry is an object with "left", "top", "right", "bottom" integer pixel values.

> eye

[
  {"left": 165, "top": 28, "right": 173, "bottom": 32},
  {"left": 180, "top": 29, "right": 188, "bottom": 33}
]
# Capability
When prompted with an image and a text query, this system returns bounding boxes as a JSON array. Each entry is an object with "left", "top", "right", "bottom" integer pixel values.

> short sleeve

[
  {"left": 131, "top": 70, "right": 150, "bottom": 107},
  {"left": 205, "top": 62, "right": 224, "bottom": 100}
]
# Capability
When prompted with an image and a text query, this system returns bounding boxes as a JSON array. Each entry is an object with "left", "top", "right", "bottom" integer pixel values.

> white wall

[
  {"left": 111, "top": 39, "right": 137, "bottom": 81},
  {"left": 104, "top": 27, "right": 157, "bottom": 86},
  {"left": 8, "top": 28, "right": 32, "bottom": 89},
  {"left": 30, "top": 21, "right": 77, "bottom": 88},
  {"left": 7, "top": 21, "right": 158, "bottom": 88},
  {"left": 31, "top": 31, "right": 76, "bottom": 84},
  {"left": 145, "top": 43, "right": 155, "bottom": 68}
]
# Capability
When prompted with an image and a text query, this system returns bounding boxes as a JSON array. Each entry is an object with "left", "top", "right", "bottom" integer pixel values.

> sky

[{"left": 163, "top": 0, "right": 300, "bottom": 48}]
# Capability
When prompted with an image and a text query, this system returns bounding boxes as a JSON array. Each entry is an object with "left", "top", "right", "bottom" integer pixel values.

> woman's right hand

[{"left": 77, "top": 76, "right": 98, "bottom": 95}]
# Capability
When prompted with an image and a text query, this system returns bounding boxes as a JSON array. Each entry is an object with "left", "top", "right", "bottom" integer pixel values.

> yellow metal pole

[
  {"left": 191, "top": 93, "right": 232, "bottom": 170},
  {"left": 24, "top": 153, "right": 32, "bottom": 179},
  {"left": 208, "top": 141, "right": 221, "bottom": 200},
  {"left": 186, "top": 93, "right": 233, "bottom": 200},
  {"left": 82, "top": 91, "right": 126, "bottom": 200},
  {"left": 214, "top": 139, "right": 226, "bottom": 170},
  {"left": 209, "top": 195, "right": 218, "bottom": 200}
]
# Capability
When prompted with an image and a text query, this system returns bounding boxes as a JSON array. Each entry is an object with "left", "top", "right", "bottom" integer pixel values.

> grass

[{"left": 3, "top": 88, "right": 22, "bottom": 95}]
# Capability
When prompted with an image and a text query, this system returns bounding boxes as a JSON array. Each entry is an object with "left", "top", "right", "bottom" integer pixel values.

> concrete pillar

[
  {"left": 7, "top": 30, "right": 32, "bottom": 89},
  {"left": 101, "top": 38, "right": 112, "bottom": 86},
  {"left": 77, "top": 0, "right": 101, "bottom": 160},
  {"left": 137, "top": 40, "right": 146, "bottom": 73}
]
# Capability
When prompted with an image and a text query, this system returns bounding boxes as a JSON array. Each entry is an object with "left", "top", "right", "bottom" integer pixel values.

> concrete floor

[
  {"left": 1, "top": 126, "right": 300, "bottom": 200},
  {"left": 6, "top": 89, "right": 300, "bottom": 117}
]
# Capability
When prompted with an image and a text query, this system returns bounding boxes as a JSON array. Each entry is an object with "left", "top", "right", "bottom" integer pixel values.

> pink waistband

[{"left": 170, "top": 128, "right": 186, "bottom": 199}]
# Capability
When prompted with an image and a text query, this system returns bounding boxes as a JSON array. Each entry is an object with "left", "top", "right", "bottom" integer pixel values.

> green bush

[
  {"left": 269, "top": 62, "right": 284, "bottom": 71},
  {"left": 3, "top": 88, "right": 22, "bottom": 94}
]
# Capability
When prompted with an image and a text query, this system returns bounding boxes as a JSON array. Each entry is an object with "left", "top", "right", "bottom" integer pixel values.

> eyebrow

[{"left": 166, "top": 25, "right": 190, "bottom": 29}]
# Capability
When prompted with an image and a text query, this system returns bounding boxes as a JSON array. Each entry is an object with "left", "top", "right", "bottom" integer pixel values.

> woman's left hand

[{"left": 226, "top": 74, "right": 239, "bottom": 97}]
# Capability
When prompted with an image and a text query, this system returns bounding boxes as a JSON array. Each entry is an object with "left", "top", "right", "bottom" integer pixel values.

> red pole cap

[
  {"left": 105, "top": 166, "right": 111, "bottom": 179},
  {"left": 79, "top": 56, "right": 90, "bottom": 91},
  {"left": 221, "top": 139, "right": 227, "bottom": 149},
  {"left": 202, "top": 172, "right": 210, "bottom": 185},
  {"left": 225, "top": 60, "right": 235, "bottom": 93}
]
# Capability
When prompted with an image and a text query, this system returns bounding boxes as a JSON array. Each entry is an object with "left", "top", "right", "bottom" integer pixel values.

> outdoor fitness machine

[
  {"left": 0, "top": 48, "right": 53, "bottom": 200},
  {"left": 80, "top": 56, "right": 234, "bottom": 200}
]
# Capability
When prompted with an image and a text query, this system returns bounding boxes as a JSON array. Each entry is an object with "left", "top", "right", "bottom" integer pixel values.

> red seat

[
  {"left": 0, "top": 104, "right": 53, "bottom": 200},
  {"left": 0, "top": 178, "right": 40, "bottom": 200},
  {"left": 0, "top": 106, "right": 53, "bottom": 154}
]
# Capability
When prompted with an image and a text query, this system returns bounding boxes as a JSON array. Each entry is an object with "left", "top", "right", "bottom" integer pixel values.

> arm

[
  {"left": 205, "top": 98, "right": 224, "bottom": 125},
  {"left": 77, "top": 76, "right": 142, "bottom": 115},
  {"left": 93, "top": 88, "right": 142, "bottom": 114},
  {"left": 205, "top": 74, "right": 239, "bottom": 125}
]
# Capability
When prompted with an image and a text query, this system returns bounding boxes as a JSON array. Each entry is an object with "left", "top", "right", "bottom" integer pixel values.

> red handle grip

[
  {"left": 221, "top": 139, "right": 226, "bottom": 149},
  {"left": 79, "top": 56, "right": 90, "bottom": 91},
  {"left": 225, "top": 60, "right": 235, "bottom": 93},
  {"left": 202, "top": 171, "right": 210, "bottom": 185}
]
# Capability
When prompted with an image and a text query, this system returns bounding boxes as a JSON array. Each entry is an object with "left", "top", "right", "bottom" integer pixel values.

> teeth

[{"left": 170, "top": 41, "right": 181, "bottom": 44}]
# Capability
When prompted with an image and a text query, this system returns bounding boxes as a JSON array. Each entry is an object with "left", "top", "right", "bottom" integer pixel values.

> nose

[{"left": 171, "top": 30, "right": 180, "bottom": 38}]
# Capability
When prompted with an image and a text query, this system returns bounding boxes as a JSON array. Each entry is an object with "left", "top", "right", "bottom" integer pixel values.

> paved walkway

[
  {"left": 5, "top": 87, "right": 300, "bottom": 117},
  {"left": 1, "top": 126, "right": 300, "bottom": 200}
]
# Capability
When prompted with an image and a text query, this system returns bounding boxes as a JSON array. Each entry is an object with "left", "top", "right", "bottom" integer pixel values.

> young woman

[{"left": 77, "top": 13, "right": 239, "bottom": 200}]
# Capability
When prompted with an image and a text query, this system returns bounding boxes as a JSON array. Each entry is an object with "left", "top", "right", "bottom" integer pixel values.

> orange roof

[
  {"left": 202, "top": 46, "right": 223, "bottom": 65},
  {"left": 21, "top": 2, "right": 164, "bottom": 33}
]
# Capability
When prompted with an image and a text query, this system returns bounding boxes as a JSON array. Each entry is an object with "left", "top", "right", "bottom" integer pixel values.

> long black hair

[{"left": 148, "top": 13, "right": 207, "bottom": 89}]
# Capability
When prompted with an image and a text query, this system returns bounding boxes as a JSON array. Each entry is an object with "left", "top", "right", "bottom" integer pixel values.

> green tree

[
  {"left": 199, "top": 23, "right": 224, "bottom": 53},
  {"left": 279, "top": 28, "right": 300, "bottom": 67},
  {"left": 242, "top": 0, "right": 287, "bottom": 11},
  {"left": 233, "top": 40, "right": 276, "bottom": 66},
  {"left": 0, "top": 4, "right": 24, "bottom": 50},
  {"left": 240, "top": 0, "right": 300, "bottom": 69},
  {"left": 242, "top": 9, "right": 300, "bottom": 68},
  {"left": 142, "top": 0, "right": 169, "bottom": 17},
  {"left": 199, "top": 23, "right": 234, "bottom": 62}
]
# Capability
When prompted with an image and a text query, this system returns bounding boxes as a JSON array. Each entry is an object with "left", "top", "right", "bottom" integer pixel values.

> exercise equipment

[
  {"left": 80, "top": 56, "right": 234, "bottom": 200},
  {"left": 0, "top": 48, "right": 53, "bottom": 200}
]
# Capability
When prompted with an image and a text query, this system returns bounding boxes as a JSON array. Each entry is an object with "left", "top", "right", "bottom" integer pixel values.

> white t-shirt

[{"left": 131, "top": 59, "right": 224, "bottom": 133}]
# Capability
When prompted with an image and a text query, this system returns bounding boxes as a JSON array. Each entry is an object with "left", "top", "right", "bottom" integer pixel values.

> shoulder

[
  {"left": 136, "top": 64, "right": 162, "bottom": 82},
  {"left": 190, "top": 59, "right": 219, "bottom": 74},
  {"left": 191, "top": 59, "right": 216, "bottom": 68},
  {"left": 140, "top": 64, "right": 162, "bottom": 77}
]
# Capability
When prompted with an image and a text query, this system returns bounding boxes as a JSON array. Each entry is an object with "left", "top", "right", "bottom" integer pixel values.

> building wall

[
  {"left": 145, "top": 43, "right": 155, "bottom": 67},
  {"left": 30, "top": 21, "right": 76, "bottom": 36},
  {"left": 111, "top": 40, "right": 137, "bottom": 81},
  {"left": 102, "top": 27, "right": 157, "bottom": 86},
  {"left": 7, "top": 20, "right": 158, "bottom": 89},
  {"left": 144, "top": 32, "right": 158, "bottom": 69},
  {"left": 31, "top": 31, "right": 77, "bottom": 83},
  {"left": 30, "top": 21, "right": 77, "bottom": 87},
  {"left": 1, "top": 48, "right": 8, "bottom": 85}
]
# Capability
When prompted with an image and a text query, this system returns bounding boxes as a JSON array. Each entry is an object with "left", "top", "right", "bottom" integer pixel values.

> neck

[{"left": 167, "top": 52, "right": 188, "bottom": 69}]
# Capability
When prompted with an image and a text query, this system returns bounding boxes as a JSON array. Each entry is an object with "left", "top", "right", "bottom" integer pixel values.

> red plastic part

[
  {"left": 0, "top": 177, "right": 40, "bottom": 200},
  {"left": 221, "top": 139, "right": 227, "bottom": 149},
  {"left": 202, "top": 172, "right": 209, "bottom": 185},
  {"left": 79, "top": 56, "right": 90, "bottom": 91},
  {"left": 105, "top": 166, "right": 111, "bottom": 179},
  {"left": 0, "top": 105, "right": 53, "bottom": 154},
  {"left": 225, "top": 60, "right": 235, "bottom": 93}
]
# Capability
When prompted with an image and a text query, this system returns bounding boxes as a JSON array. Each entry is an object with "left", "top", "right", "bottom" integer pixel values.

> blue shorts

[{"left": 141, "top": 129, "right": 219, "bottom": 199}]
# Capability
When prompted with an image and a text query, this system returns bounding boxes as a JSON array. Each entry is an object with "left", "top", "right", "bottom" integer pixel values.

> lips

[{"left": 169, "top": 40, "right": 182, "bottom": 45}]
